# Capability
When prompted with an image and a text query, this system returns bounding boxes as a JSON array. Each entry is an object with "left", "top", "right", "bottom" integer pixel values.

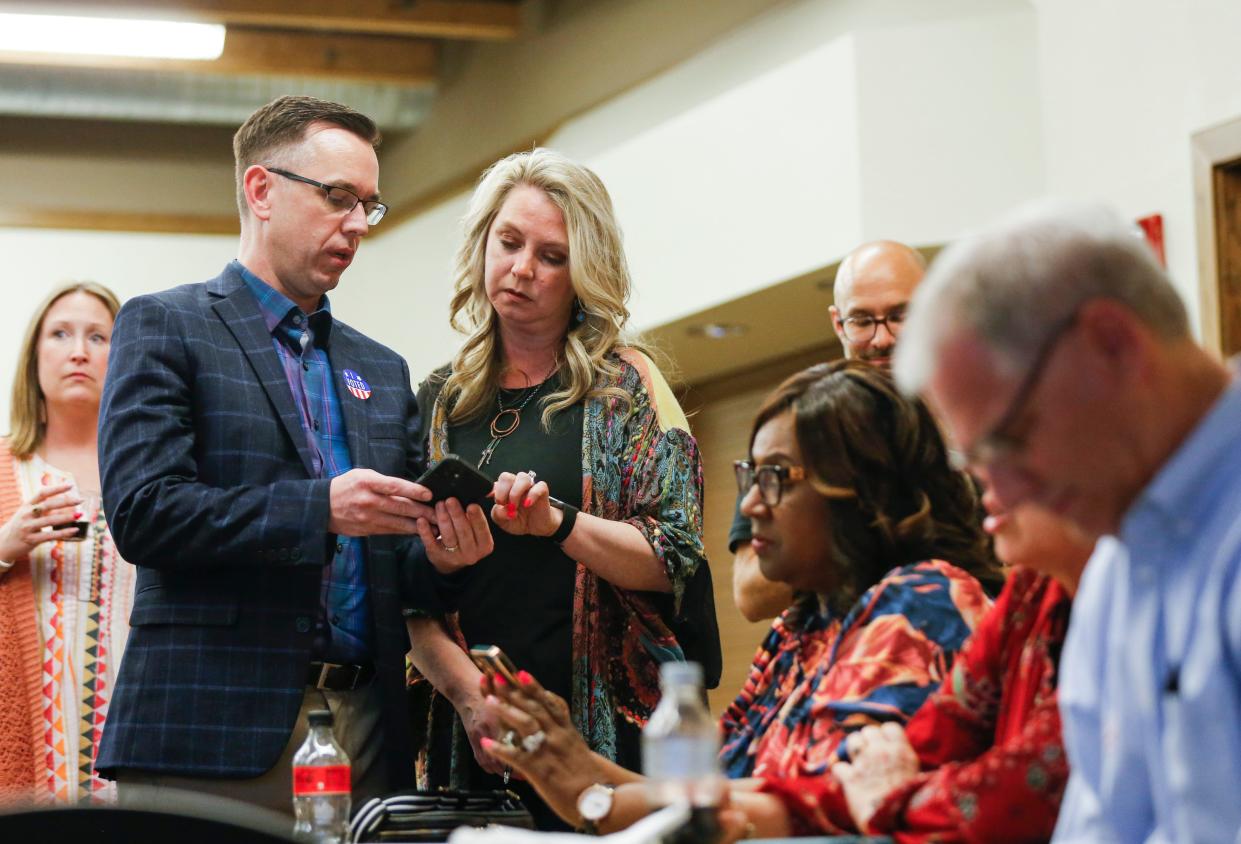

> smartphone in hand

[
  {"left": 416, "top": 455, "right": 494, "bottom": 507},
  {"left": 469, "top": 644, "right": 520, "bottom": 686}
]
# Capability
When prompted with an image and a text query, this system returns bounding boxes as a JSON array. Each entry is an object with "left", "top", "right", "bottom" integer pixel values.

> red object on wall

[{"left": 1136, "top": 213, "right": 1166, "bottom": 267}]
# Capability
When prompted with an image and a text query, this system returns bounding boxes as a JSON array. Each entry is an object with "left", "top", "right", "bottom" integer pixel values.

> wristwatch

[{"left": 576, "top": 783, "right": 615, "bottom": 835}]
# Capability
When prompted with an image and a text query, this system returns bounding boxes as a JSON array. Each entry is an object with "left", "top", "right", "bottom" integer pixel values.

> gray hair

[{"left": 895, "top": 199, "right": 1189, "bottom": 393}]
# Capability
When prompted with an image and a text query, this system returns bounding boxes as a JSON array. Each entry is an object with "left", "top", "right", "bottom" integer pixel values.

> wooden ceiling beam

[
  {"left": 0, "top": 27, "right": 438, "bottom": 85},
  {"left": 2, "top": 1, "right": 522, "bottom": 41}
]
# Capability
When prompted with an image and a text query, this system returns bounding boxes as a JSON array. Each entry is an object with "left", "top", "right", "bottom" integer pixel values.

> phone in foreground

[
  {"left": 415, "top": 454, "right": 495, "bottom": 507},
  {"left": 469, "top": 644, "right": 519, "bottom": 686}
]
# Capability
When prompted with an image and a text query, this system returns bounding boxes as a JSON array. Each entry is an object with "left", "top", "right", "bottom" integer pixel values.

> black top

[{"left": 444, "top": 375, "right": 584, "bottom": 706}]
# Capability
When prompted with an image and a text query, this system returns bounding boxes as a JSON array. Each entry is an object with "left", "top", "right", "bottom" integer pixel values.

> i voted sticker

[{"left": 342, "top": 369, "right": 372, "bottom": 400}]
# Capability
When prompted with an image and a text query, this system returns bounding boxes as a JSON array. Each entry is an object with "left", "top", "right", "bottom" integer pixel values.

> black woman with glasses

[{"left": 471, "top": 359, "right": 1002, "bottom": 835}]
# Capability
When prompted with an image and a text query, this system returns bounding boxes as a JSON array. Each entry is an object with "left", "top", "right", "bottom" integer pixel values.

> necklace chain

[{"left": 478, "top": 364, "right": 557, "bottom": 468}]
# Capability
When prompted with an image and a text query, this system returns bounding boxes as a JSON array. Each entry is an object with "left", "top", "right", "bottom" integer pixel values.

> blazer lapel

[
  {"left": 209, "top": 273, "right": 319, "bottom": 476},
  {"left": 326, "top": 328, "right": 371, "bottom": 468}
]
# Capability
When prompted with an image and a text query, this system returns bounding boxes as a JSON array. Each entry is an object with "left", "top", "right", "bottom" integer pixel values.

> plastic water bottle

[
  {"left": 292, "top": 709, "right": 351, "bottom": 844},
  {"left": 642, "top": 662, "right": 723, "bottom": 843}
]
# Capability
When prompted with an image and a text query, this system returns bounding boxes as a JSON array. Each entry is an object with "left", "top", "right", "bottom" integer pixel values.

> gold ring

[{"left": 31, "top": 505, "right": 41, "bottom": 517}]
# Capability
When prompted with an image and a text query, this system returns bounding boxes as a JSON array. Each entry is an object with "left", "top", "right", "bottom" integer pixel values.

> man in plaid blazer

[{"left": 96, "top": 97, "right": 437, "bottom": 811}]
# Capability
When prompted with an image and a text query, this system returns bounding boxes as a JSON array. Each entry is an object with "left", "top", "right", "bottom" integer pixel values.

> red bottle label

[{"left": 293, "top": 765, "right": 351, "bottom": 796}]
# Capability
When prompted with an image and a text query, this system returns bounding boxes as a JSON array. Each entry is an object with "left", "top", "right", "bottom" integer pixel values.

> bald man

[{"left": 730, "top": 241, "right": 927, "bottom": 622}]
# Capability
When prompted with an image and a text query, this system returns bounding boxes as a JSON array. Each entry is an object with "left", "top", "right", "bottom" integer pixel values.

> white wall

[
  {"left": 1032, "top": 0, "right": 1241, "bottom": 333},
  {"left": 854, "top": 6, "right": 1044, "bottom": 244}
]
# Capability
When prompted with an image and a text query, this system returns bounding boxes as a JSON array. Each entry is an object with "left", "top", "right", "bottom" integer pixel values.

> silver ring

[
  {"left": 500, "top": 730, "right": 518, "bottom": 750},
  {"left": 521, "top": 730, "right": 546, "bottom": 753},
  {"left": 526, "top": 470, "right": 538, "bottom": 483},
  {"left": 502, "top": 766, "right": 512, "bottom": 785}
]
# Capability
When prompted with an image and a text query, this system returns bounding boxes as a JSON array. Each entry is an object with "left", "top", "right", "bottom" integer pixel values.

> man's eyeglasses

[
  {"left": 267, "top": 167, "right": 388, "bottom": 225},
  {"left": 839, "top": 308, "right": 906, "bottom": 343},
  {"left": 734, "top": 460, "right": 806, "bottom": 507},
  {"left": 949, "top": 311, "right": 1080, "bottom": 472}
]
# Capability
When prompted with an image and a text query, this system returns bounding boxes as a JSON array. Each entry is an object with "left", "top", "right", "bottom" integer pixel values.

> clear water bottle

[
  {"left": 642, "top": 662, "right": 723, "bottom": 843},
  {"left": 292, "top": 709, "right": 351, "bottom": 844}
]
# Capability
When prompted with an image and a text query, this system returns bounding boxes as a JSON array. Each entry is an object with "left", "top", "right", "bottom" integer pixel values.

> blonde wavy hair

[
  {"left": 441, "top": 148, "right": 646, "bottom": 427},
  {"left": 10, "top": 281, "right": 122, "bottom": 458}
]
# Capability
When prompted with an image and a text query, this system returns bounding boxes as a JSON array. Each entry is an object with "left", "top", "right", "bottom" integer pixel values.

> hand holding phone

[
  {"left": 416, "top": 455, "right": 495, "bottom": 507},
  {"left": 469, "top": 644, "right": 519, "bottom": 686}
]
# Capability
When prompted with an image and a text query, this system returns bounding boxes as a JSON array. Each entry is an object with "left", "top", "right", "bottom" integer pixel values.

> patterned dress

[
  {"left": 720, "top": 560, "right": 992, "bottom": 779},
  {"left": 761, "top": 567, "right": 1071, "bottom": 842},
  {"left": 13, "top": 454, "right": 135, "bottom": 803}
]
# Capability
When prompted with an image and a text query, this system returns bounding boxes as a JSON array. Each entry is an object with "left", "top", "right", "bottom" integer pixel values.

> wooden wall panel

[{"left": 1214, "top": 158, "right": 1241, "bottom": 358}]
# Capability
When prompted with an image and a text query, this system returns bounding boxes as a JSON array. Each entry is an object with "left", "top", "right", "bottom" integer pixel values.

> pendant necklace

[{"left": 478, "top": 364, "right": 557, "bottom": 468}]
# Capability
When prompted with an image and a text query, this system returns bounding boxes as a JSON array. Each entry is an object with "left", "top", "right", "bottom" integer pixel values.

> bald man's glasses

[{"left": 839, "top": 308, "right": 907, "bottom": 343}]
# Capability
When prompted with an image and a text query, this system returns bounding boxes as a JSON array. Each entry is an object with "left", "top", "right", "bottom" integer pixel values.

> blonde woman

[
  {"left": 406, "top": 148, "right": 716, "bottom": 829},
  {"left": 0, "top": 282, "right": 133, "bottom": 804}
]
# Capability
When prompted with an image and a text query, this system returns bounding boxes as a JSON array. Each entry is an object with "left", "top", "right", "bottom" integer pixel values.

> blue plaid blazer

[{"left": 96, "top": 264, "right": 425, "bottom": 784}]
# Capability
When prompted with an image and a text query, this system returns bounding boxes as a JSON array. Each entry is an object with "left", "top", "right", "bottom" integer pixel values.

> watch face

[{"left": 578, "top": 784, "right": 613, "bottom": 821}]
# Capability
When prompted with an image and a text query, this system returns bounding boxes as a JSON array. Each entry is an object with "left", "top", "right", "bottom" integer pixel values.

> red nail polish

[
  {"left": 517, "top": 670, "right": 533, "bottom": 686},
  {"left": 493, "top": 673, "right": 507, "bottom": 687},
  {"left": 481, "top": 737, "right": 494, "bottom": 750},
  {"left": 507, "top": 504, "right": 517, "bottom": 518},
  {"left": 523, "top": 498, "right": 533, "bottom": 509}
]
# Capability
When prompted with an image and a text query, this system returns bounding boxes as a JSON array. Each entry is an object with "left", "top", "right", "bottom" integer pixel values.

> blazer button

[
  {"left": 291, "top": 547, "right": 303, "bottom": 561},
  {"left": 295, "top": 616, "right": 311, "bottom": 633}
]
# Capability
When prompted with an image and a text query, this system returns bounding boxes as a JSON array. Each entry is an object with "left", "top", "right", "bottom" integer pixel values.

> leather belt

[{"left": 307, "top": 661, "right": 374, "bottom": 691}]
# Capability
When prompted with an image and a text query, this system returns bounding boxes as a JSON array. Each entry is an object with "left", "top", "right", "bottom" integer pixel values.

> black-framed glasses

[
  {"left": 839, "top": 308, "right": 906, "bottom": 343},
  {"left": 267, "top": 167, "right": 388, "bottom": 225},
  {"left": 949, "top": 311, "right": 1080, "bottom": 472},
  {"left": 734, "top": 460, "right": 807, "bottom": 507}
]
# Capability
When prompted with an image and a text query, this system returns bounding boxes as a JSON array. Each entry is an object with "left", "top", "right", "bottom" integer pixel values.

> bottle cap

[
  {"left": 659, "top": 661, "right": 702, "bottom": 686},
  {"left": 307, "top": 709, "right": 334, "bottom": 727}
]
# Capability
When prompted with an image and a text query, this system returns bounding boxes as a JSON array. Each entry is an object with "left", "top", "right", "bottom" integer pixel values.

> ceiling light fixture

[{"left": 0, "top": 13, "right": 226, "bottom": 61}]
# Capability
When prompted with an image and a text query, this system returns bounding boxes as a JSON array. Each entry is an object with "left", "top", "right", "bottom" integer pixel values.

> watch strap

[{"left": 550, "top": 503, "right": 579, "bottom": 544}]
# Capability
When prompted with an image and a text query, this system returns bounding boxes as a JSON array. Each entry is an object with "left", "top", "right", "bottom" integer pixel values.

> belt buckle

[{"left": 317, "top": 661, "right": 339, "bottom": 690}]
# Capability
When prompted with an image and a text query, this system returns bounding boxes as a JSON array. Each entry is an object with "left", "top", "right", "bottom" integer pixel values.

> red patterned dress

[
  {"left": 720, "top": 560, "right": 992, "bottom": 780},
  {"left": 761, "top": 567, "right": 1071, "bottom": 843}
]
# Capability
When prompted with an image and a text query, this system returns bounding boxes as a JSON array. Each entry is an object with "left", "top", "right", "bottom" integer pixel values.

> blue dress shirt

[
  {"left": 237, "top": 261, "right": 374, "bottom": 664},
  {"left": 1053, "top": 376, "right": 1241, "bottom": 844}
]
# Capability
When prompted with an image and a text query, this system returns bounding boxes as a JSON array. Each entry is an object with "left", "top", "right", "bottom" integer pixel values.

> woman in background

[{"left": 0, "top": 281, "right": 133, "bottom": 805}]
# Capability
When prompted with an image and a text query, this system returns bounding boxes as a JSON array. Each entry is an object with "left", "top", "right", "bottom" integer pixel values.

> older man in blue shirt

[{"left": 892, "top": 199, "right": 1241, "bottom": 844}]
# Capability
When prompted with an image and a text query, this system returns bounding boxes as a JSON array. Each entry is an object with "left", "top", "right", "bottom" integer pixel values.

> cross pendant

[{"left": 478, "top": 439, "right": 498, "bottom": 468}]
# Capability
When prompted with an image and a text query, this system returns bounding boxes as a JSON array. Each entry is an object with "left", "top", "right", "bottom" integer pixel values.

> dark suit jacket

[{"left": 96, "top": 264, "right": 424, "bottom": 784}]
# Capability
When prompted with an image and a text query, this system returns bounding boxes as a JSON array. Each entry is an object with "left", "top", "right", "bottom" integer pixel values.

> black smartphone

[
  {"left": 53, "top": 521, "right": 89, "bottom": 542},
  {"left": 415, "top": 455, "right": 494, "bottom": 506},
  {"left": 469, "top": 644, "right": 519, "bottom": 686}
]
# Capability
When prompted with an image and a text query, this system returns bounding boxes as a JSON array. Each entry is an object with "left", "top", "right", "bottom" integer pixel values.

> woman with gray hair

[{"left": 405, "top": 148, "right": 715, "bottom": 829}]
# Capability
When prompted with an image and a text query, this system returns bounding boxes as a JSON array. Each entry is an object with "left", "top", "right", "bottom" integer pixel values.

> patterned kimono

[
  {"left": 412, "top": 349, "right": 708, "bottom": 775},
  {"left": 761, "top": 567, "right": 1071, "bottom": 843},
  {"left": 720, "top": 560, "right": 992, "bottom": 779}
]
